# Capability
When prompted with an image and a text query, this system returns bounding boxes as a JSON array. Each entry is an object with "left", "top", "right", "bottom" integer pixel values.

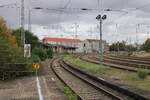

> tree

[
  {"left": 109, "top": 41, "right": 126, "bottom": 51},
  {"left": 12, "top": 28, "right": 53, "bottom": 61},
  {"left": 109, "top": 41, "right": 136, "bottom": 53},
  {"left": 141, "top": 39, "right": 150, "bottom": 52},
  {"left": 46, "top": 48, "right": 53, "bottom": 58},
  {"left": 125, "top": 45, "right": 137, "bottom": 52},
  {"left": 32, "top": 47, "right": 47, "bottom": 61},
  {"left": 0, "top": 18, "right": 34, "bottom": 79},
  {"left": 12, "top": 29, "right": 40, "bottom": 49}
]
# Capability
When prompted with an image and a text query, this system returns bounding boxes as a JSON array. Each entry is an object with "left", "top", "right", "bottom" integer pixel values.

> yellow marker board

[{"left": 34, "top": 63, "right": 40, "bottom": 70}]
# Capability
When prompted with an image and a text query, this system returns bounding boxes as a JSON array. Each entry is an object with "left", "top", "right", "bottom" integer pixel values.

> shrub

[
  {"left": 62, "top": 86, "right": 77, "bottom": 100},
  {"left": 31, "top": 54, "right": 41, "bottom": 63},
  {"left": 46, "top": 48, "right": 53, "bottom": 58},
  {"left": 137, "top": 69, "right": 148, "bottom": 79},
  {"left": 32, "top": 47, "right": 47, "bottom": 61}
]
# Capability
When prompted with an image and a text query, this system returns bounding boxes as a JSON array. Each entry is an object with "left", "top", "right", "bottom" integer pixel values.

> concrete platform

[{"left": 0, "top": 59, "right": 67, "bottom": 100}]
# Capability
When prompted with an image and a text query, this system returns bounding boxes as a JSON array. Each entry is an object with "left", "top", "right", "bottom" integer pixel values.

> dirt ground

[
  {"left": 132, "top": 52, "right": 150, "bottom": 57},
  {"left": 0, "top": 59, "right": 67, "bottom": 100}
]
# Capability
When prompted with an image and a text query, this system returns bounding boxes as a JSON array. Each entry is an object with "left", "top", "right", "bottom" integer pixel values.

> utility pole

[
  {"left": 74, "top": 23, "right": 79, "bottom": 39},
  {"left": 147, "top": 25, "right": 150, "bottom": 39},
  {"left": 28, "top": 9, "right": 31, "bottom": 32},
  {"left": 88, "top": 27, "right": 93, "bottom": 38},
  {"left": 96, "top": 14, "right": 107, "bottom": 66},
  {"left": 99, "top": 18, "right": 103, "bottom": 65},
  {"left": 136, "top": 24, "right": 140, "bottom": 44},
  {"left": 21, "top": 0, "right": 25, "bottom": 57},
  {"left": 116, "top": 24, "right": 120, "bottom": 52}
]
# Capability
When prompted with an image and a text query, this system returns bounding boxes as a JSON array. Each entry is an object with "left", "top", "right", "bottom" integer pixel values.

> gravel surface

[
  {"left": 0, "top": 59, "right": 67, "bottom": 100},
  {"left": 52, "top": 59, "right": 114, "bottom": 100}
]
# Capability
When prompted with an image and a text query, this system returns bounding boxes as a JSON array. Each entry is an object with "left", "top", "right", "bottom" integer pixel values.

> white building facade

[{"left": 83, "top": 39, "right": 109, "bottom": 53}]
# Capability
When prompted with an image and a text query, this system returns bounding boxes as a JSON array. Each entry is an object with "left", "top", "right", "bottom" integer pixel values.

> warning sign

[{"left": 34, "top": 63, "right": 40, "bottom": 70}]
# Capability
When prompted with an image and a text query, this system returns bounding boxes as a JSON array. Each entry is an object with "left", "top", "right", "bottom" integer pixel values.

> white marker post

[{"left": 34, "top": 64, "right": 44, "bottom": 100}]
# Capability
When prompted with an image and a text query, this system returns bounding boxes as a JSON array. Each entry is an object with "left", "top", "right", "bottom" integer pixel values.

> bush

[
  {"left": 137, "top": 69, "right": 148, "bottom": 79},
  {"left": 46, "top": 48, "right": 53, "bottom": 58},
  {"left": 31, "top": 54, "right": 41, "bottom": 63},
  {"left": 32, "top": 47, "right": 47, "bottom": 61},
  {"left": 62, "top": 86, "right": 77, "bottom": 100}
]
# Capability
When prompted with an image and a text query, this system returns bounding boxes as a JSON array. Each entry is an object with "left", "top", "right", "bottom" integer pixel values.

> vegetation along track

[
  {"left": 104, "top": 55, "right": 150, "bottom": 66},
  {"left": 110, "top": 55, "right": 150, "bottom": 62},
  {"left": 93, "top": 55, "right": 150, "bottom": 69},
  {"left": 50, "top": 58, "right": 149, "bottom": 100},
  {"left": 80, "top": 56, "right": 150, "bottom": 75}
]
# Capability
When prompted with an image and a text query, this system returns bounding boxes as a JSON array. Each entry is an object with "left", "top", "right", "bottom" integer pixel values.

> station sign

[{"left": 24, "top": 44, "right": 31, "bottom": 57}]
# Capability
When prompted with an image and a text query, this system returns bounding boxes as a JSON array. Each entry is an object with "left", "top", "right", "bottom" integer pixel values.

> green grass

[
  {"left": 64, "top": 55, "right": 150, "bottom": 91},
  {"left": 65, "top": 55, "right": 113, "bottom": 73},
  {"left": 62, "top": 86, "right": 78, "bottom": 100}
]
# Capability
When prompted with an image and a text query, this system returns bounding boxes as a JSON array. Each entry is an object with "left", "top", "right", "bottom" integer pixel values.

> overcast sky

[{"left": 1, "top": 0, "right": 150, "bottom": 44}]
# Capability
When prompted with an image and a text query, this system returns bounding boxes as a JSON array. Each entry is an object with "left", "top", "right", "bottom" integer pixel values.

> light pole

[
  {"left": 28, "top": 9, "right": 31, "bottom": 32},
  {"left": 74, "top": 23, "right": 79, "bottom": 39},
  {"left": 96, "top": 14, "right": 107, "bottom": 66},
  {"left": 20, "top": 0, "right": 25, "bottom": 57}
]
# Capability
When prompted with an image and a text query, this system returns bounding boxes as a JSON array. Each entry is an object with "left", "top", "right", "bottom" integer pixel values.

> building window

[{"left": 84, "top": 43, "right": 86, "bottom": 47}]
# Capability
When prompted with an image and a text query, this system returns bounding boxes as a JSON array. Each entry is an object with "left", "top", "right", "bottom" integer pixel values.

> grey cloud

[{"left": 1, "top": 0, "right": 150, "bottom": 44}]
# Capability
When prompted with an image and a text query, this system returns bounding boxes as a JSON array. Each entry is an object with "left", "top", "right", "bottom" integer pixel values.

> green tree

[
  {"left": 32, "top": 47, "right": 47, "bottom": 61},
  {"left": 109, "top": 41, "right": 126, "bottom": 51},
  {"left": 125, "top": 45, "right": 137, "bottom": 52},
  {"left": 12, "top": 29, "right": 40, "bottom": 49},
  {"left": 141, "top": 39, "right": 150, "bottom": 52},
  {"left": 46, "top": 48, "right": 53, "bottom": 58},
  {"left": 12, "top": 28, "right": 53, "bottom": 61}
]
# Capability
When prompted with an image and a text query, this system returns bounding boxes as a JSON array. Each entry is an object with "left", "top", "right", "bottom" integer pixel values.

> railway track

[
  {"left": 110, "top": 55, "right": 150, "bottom": 62},
  {"left": 50, "top": 58, "right": 149, "bottom": 100},
  {"left": 104, "top": 55, "right": 150, "bottom": 65},
  {"left": 92, "top": 56, "right": 150, "bottom": 69},
  {"left": 80, "top": 56, "right": 150, "bottom": 74}
]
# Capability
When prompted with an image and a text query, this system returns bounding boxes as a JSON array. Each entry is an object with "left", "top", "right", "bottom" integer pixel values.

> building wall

[
  {"left": 43, "top": 38, "right": 109, "bottom": 54},
  {"left": 44, "top": 40, "right": 83, "bottom": 53},
  {"left": 83, "top": 39, "right": 109, "bottom": 53}
]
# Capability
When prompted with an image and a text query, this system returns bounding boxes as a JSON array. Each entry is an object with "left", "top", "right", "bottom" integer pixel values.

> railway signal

[{"left": 96, "top": 14, "right": 107, "bottom": 66}]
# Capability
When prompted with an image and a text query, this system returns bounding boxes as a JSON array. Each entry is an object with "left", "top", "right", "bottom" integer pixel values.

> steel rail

[
  {"left": 51, "top": 58, "right": 123, "bottom": 100},
  {"left": 62, "top": 58, "right": 149, "bottom": 100}
]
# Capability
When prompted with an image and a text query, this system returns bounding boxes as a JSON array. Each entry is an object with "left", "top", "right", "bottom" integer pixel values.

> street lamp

[{"left": 96, "top": 14, "right": 107, "bottom": 66}]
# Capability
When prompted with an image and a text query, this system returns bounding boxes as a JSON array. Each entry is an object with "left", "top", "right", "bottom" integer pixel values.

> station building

[
  {"left": 42, "top": 37, "right": 83, "bottom": 54},
  {"left": 42, "top": 37, "right": 109, "bottom": 54}
]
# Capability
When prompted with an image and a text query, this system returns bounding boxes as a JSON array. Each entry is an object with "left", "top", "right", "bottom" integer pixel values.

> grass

[
  {"left": 65, "top": 55, "right": 113, "bottom": 73},
  {"left": 64, "top": 55, "right": 150, "bottom": 91},
  {"left": 62, "top": 86, "right": 78, "bottom": 100}
]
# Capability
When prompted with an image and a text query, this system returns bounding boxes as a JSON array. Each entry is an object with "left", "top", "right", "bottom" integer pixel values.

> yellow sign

[{"left": 34, "top": 63, "right": 40, "bottom": 70}]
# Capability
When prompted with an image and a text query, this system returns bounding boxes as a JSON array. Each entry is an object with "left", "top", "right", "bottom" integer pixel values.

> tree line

[
  {"left": 109, "top": 40, "right": 150, "bottom": 53},
  {"left": 0, "top": 18, "right": 53, "bottom": 80}
]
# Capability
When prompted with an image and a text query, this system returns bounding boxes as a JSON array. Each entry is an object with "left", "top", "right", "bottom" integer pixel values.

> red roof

[
  {"left": 43, "top": 37, "right": 82, "bottom": 42},
  {"left": 86, "top": 39, "right": 106, "bottom": 42}
]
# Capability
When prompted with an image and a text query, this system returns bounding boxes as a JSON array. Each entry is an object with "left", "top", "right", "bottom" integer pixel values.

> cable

[{"left": 63, "top": 0, "right": 71, "bottom": 9}]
